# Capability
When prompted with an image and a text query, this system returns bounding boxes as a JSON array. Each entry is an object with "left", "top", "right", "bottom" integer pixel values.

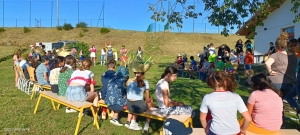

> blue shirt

[
  {"left": 104, "top": 76, "right": 128, "bottom": 106},
  {"left": 127, "top": 79, "right": 150, "bottom": 100},
  {"left": 36, "top": 63, "right": 49, "bottom": 85},
  {"left": 191, "top": 60, "right": 197, "bottom": 70},
  {"left": 101, "top": 70, "right": 116, "bottom": 99}
]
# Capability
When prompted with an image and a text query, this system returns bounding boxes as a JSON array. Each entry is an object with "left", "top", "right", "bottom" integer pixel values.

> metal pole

[
  {"left": 51, "top": 1, "right": 53, "bottom": 27},
  {"left": 16, "top": 19, "right": 17, "bottom": 27},
  {"left": 29, "top": 1, "right": 31, "bottom": 27},
  {"left": 205, "top": 23, "right": 206, "bottom": 33},
  {"left": 40, "top": 19, "right": 41, "bottom": 27},
  {"left": 2, "top": 1, "right": 4, "bottom": 27},
  {"left": 78, "top": 1, "right": 79, "bottom": 24},
  {"left": 90, "top": 19, "right": 92, "bottom": 27},
  {"left": 193, "top": 0, "right": 195, "bottom": 33},
  {"left": 56, "top": 0, "right": 59, "bottom": 26},
  {"left": 103, "top": 1, "right": 105, "bottom": 27}
]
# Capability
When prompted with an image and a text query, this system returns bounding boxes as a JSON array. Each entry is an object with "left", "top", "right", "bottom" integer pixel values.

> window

[{"left": 282, "top": 26, "right": 294, "bottom": 39}]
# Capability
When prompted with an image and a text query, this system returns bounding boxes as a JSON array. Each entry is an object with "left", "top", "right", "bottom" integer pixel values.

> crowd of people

[{"left": 11, "top": 31, "right": 300, "bottom": 134}]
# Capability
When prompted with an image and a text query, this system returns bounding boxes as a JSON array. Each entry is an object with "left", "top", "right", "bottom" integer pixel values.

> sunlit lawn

[{"left": 0, "top": 55, "right": 299, "bottom": 135}]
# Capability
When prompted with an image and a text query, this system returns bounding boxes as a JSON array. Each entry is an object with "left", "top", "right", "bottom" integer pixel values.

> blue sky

[{"left": 0, "top": 0, "right": 247, "bottom": 33}]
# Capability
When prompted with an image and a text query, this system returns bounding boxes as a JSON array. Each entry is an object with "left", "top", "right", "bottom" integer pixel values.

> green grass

[{"left": 0, "top": 56, "right": 299, "bottom": 135}]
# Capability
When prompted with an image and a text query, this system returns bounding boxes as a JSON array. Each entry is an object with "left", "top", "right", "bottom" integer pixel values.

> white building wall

[{"left": 254, "top": 0, "right": 299, "bottom": 62}]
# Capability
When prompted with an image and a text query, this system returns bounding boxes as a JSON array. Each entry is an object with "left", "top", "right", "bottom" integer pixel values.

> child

[
  {"left": 244, "top": 49, "right": 254, "bottom": 86},
  {"left": 66, "top": 58, "right": 99, "bottom": 114},
  {"left": 58, "top": 55, "right": 77, "bottom": 113},
  {"left": 36, "top": 56, "right": 50, "bottom": 85},
  {"left": 200, "top": 71, "right": 251, "bottom": 135},
  {"left": 100, "top": 59, "right": 116, "bottom": 119},
  {"left": 200, "top": 57, "right": 210, "bottom": 82},
  {"left": 224, "top": 57, "right": 234, "bottom": 74},
  {"left": 100, "top": 47, "right": 106, "bottom": 66},
  {"left": 215, "top": 56, "right": 224, "bottom": 71},
  {"left": 125, "top": 68, "right": 154, "bottom": 132},
  {"left": 155, "top": 66, "right": 194, "bottom": 115},
  {"left": 241, "top": 73, "right": 282, "bottom": 134},
  {"left": 106, "top": 45, "right": 114, "bottom": 62},
  {"left": 49, "top": 56, "right": 65, "bottom": 93},
  {"left": 79, "top": 50, "right": 84, "bottom": 61},
  {"left": 71, "top": 46, "right": 77, "bottom": 57},
  {"left": 105, "top": 66, "right": 129, "bottom": 126},
  {"left": 187, "top": 56, "right": 197, "bottom": 79}
]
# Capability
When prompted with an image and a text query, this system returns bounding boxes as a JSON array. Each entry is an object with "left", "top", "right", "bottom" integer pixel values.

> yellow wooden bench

[
  {"left": 34, "top": 91, "right": 100, "bottom": 135},
  {"left": 98, "top": 102, "right": 193, "bottom": 135}
]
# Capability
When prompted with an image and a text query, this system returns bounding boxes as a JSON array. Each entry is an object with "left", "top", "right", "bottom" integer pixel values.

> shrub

[
  {"left": 76, "top": 22, "right": 88, "bottom": 28},
  {"left": 23, "top": 27, "right": 31, "bottom": 33},
  {"left": 82, "top": 28, "right": 89, "bottom": 33},
  {"left": 100, "top": 27, "right": 110, "bottom": 34},
  {"left": 65, "top": 42, "right": 89, "bottom": 58},
  {"left": 79, "top": 31, "right": 84, "bottom": 37},
  {"left": 56, "top": 26, "right": 62, "bottom": 30},
  {"left": 63, "top": 23, "right": 73, "bottom": 30},
  {"left": 0, "top": 27, "right": 5, "bottom": 32}
]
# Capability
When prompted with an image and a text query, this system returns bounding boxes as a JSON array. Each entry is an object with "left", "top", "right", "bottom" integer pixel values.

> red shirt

[{"left": 244, "top": 53, "right": 254, "bottom": 64}]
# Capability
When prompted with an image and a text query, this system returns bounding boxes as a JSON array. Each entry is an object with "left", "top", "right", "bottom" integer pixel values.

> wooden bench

[
  {"left": 163, "top": 128, "right": 299, "bottom": 135},
  {"left": 98, "top": 102, "right": 193, "bottom": 135},
  {"left": 34, "top": 91, "right": 100, "bottom": 135},
  {"left": 27, "top": 66, "right": 52, "bottom": 99}
]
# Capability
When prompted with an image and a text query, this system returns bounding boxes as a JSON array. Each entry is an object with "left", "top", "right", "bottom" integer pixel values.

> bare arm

[
  {"left": 43, "top": 72, "right": 48, "bottom": 81},
  {"left": 265, "top": 57, "right": 275, "bottom": 74},
  {"left": 162, "top": 89, "right": 184, "bottom": 107},
  {"left": 200, "top": 112, "right": 208, "bottom": 129},
  {"left": 240, "top": 111, "right": 252, "bottom": 134},
  {"left": 144, "top": 90, "right": 151, "bottom": 103},
  {"left": 247, "top": 103, "right": 254, "bottom": 116},
  {"left": 90, "top": 77, "right": 95, "bottom": 92}
]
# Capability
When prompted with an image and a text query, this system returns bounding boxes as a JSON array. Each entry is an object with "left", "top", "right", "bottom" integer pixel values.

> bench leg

[
  {"left": 57, "top": 103, "right": 61, "bottom": 109},
  {"left": 30, "top": 84, "right": 36, "bottom": 100},
  {"left": 33, "top": 94, "right": 42, "bottom": 114},
  {"left": 90, "top": 106, "right": 100, "bottom": 129},
  {"left": 51, "top": 100, "right": 57, "bottom": 110},
  {"left": 184, "top": 117, "right": 193, "bottom": 128},
  {"left": 75, "top": 108, "right": 84, "bottom": 135}
]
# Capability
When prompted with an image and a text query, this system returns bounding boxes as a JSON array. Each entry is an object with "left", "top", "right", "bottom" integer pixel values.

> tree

[{"left": 148, "top": 0, "right": 300, "bottom": 37}]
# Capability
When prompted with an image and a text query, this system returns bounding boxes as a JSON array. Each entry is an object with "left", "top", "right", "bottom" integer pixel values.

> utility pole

[
  {"left": 193, "top": 0, "right": 195, "bottom": 33},
  {"left": 2, "top": 1, "right": 4, "bottom": 27},
  {"left": 29, "top": 1, "right": 31, "bottom": 27},
  {"left": 56, "top": 0, "right": 59, "bottom": 26},
  {"left": 51, "top": 1, "right": 53, "bottom": 27},
  {"left": 78, "top": 1, "right": 79, "bottom": 24}
]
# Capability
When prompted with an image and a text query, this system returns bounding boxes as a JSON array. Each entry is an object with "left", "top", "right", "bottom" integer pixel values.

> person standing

[
  {"left": 100, "top": 47, "right": 106, "bottom": 66},
  {"left": 136, "top": 47, "right": 143, "bottom": 60},
  {"left": 71, "top": 45, "right": 77, "bottom": 58},
  {"left": 89, "top": 45, "right": 96, "bottom": 66},
  {"left": 264, "top": 32, "right": 297, "bottom": 128},
  {"left": 235, "top": 39, "right": 244, "bottom": 56},
  {"left": 106, "top": 45, "right": 114, "bottom": 62},
  {"left": 120, "top": 45, "right": 128, "bottom": 66}
]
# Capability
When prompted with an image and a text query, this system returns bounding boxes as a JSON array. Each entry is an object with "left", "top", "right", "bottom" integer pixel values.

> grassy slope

[{"left": 0, "top": 28, "right": 246, "bottom": 56}]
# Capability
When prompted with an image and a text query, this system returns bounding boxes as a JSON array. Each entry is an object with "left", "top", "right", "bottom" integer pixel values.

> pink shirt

[
  {"left": 90, "top": 48, "right": 96, "bottom": 52},
  {"left": 248, "top": 89, "right": 283, "bottom": 131}
]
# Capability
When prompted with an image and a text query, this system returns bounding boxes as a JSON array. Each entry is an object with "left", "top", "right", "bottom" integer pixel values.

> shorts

[
  {"left": 107, "top": 56, "right": 113, "bottom": 61},
  {"left": 90, "top": 52, "right": 96, "bottom": 58},
  {"left": 108, "top": 104, "right": 124, "bottom": 111},
  {"left": 66, "top": 86, "right": 88, "bottom": 102},
  {"left": 100, "top": 55, "right": 106, "bottom": 61},
  {"left": 51, "top": 84, "right": 59, "bottom": 93},
  {"left": 80, "top": 56, "right": 84, "bottom": 61},
  {"left": 126, "top": 100, "right": 148, "bottom": 114},
  {"left": 245, "top": 64, "right": 252, "bottom": 70}
]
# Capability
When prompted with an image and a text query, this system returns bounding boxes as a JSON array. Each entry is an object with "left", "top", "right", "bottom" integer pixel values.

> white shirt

[
  {"left": 209, "top": 47, "right": 216, "bottom": 54},
  {"left": 101, "top": 49, "right": 106, "bottom": 55},
  {"left": 239, "top": 56, "right": 245, "bottom": 65},
  {"left": 155, "top": 79, "right": 171, "bottom": 108},
  {"left": 230, "top": 55, "right": 238, "bottom": 63},
  {"left": 200, "top": 91, "right": 248, "bottom": 134},
  {"left": 70, "top": 70, "right": 94, "bottom": 86}
]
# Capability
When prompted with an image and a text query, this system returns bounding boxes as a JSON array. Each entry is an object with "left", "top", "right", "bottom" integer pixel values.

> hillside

[{"left": 0, "top": 28, "right": 246, "bottom": 56}]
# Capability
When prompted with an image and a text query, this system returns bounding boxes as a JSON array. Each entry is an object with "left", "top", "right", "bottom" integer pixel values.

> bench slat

[{"left": 40, "top": 91, "right": 93, "bottom": 108}]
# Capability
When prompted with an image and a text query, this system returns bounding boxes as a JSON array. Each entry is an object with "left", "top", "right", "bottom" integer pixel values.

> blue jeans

[
  {"left": 273, "top": 83, "right": 294, "bottom": 128},
  {"left": 200, "top": 72, "right": 207, "bottom": 82},
  {"left": 285, "top": 73, "right": 300, "bottom": 110}
]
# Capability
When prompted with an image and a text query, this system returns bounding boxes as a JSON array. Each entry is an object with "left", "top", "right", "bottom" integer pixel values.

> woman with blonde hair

[{"left": 264, "top": 32, "right": 297, "bottom": 127}]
